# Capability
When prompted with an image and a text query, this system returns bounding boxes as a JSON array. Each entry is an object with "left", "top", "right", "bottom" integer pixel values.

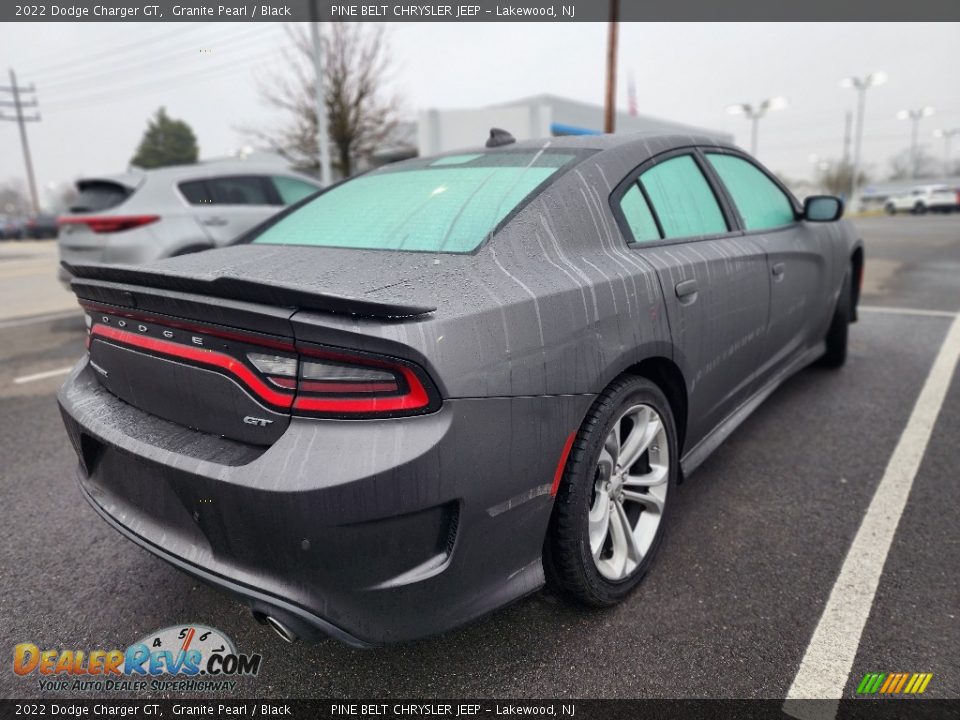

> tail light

[
  {"left": 291, "top": 347, "right": 433, "bottom": 417},
  {"left": 58, "top": 215, "right": 160, "bottom": 233},
  {"left": 82, "top": 303, "right": 439, "bottom": 420}
]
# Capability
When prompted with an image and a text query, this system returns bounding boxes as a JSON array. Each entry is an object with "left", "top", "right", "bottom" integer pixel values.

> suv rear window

[
  {"left": 70, "top": 181, "right": 132, "bottom": 213},
  {"left": 252, "top": 152, "right": 579, "bottom": 253}
]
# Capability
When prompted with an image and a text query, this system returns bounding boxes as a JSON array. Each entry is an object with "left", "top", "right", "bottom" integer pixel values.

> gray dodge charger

[{"left": 58, "top": 132, "right": 863, "bottom": 646}]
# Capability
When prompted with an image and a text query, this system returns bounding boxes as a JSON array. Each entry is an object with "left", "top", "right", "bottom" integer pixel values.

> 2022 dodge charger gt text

[{"left": 58, "top": 132, "right": 863, "bottom": 646}]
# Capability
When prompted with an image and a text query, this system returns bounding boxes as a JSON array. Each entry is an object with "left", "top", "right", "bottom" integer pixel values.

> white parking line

[
  {"left": 859, "top": 305, "right": 957, "bottom": 318},
  {"left": 13, "top": 367, "right": 74, "bottom": 385},
  {"left": 784, "top": 312, "right": 960, "bottom": 717},
  {"left": 0, "top": 309, "right": 80, "bottom": 330}
]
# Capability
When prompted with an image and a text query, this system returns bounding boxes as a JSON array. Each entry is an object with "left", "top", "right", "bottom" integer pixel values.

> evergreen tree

[{"left": 130, "top": 107, "right": 199, "bottom": 169}]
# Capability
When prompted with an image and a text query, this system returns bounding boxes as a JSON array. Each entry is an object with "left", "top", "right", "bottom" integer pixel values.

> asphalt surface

[{"left": 0, "top": 215, "right": 957, "bottom": 700}]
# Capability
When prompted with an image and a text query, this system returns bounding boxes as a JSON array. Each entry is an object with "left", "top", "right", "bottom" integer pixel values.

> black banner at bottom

[{"left": 2, "top": 699, "right": 959, "bottom": 720}]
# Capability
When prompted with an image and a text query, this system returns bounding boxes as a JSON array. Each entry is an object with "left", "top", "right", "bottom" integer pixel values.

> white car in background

[
  {"left": 884, "top": 184, "right": 959, "bottom": 215},
  {"left": 58, "top": 163, "right": 322, "bottom": 284}
]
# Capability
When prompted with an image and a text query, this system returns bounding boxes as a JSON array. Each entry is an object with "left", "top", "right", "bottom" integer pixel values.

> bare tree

[
  {"left": 887, "top": 148, "right": 939, "bottom": 180},
  {"left": 814, "top": 160, "right": 869, "bottom": 197},
  {"left": 247, "top": 23, "right": 397, "bottom": 178}
]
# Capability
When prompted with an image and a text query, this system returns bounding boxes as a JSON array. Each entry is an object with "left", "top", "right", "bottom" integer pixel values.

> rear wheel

[
  {"left": 545, "top": 376, "right": 678, "bottom": 606},
  {"left": 821, "top": 270, "right": 852, "bottom": 368},
  {"left": 885, "top": 203, "right": 896, "bottom": 215}
]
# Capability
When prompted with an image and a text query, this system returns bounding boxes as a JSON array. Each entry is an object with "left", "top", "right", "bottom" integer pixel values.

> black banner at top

[{"left": 3, "top": 0, "right": 960, "bottom": 22}]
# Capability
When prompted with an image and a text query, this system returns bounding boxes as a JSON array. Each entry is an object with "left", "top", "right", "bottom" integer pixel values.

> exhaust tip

[{"left": 264, "top": 615, "right": 298, "bottom": 644}]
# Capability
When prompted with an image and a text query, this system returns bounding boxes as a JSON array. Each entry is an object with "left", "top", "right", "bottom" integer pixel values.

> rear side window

[
  {"left": 706, "top": 154, "right": 795, "bottom": 231},
  {"left": 639, "top": 155, "right": 727, "bottom": 239},
  {"left": 70, "top": 181, "right": 131, "bottom": 213},
  {"left": 207, "top": 176, "right": 274, "bottom": 206},
  {"left": 179, "top": 180, "right": 212, "bottom": 205},
  {"left": 272, "top": 176, "right": 319, "bottom": 205},
  {"left": 619, "top": 185, "right": 660, "bottom": 243},
  {"left": 252, "top": 151, "right": 578, "bottom": 254}
]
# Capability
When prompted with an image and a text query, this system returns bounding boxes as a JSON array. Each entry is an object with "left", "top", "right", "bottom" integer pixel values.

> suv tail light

[{"left": 59, "top": 215, "right": 160, "bottom": 233}]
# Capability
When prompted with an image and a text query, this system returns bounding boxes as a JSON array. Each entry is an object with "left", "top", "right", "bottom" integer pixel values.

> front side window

[
  {"left": 639, "top": 155, "right": 728, "bottom": 239},
  {"left": 252, "top": 152, "right": 578, "bottom": 253},
  {"left": 707, "top": 154, "right": 796, "bottom": 231}
]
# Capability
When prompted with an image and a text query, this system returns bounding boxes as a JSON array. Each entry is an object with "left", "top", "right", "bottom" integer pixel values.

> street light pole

[
  {"left": 726, "top": 96, "right": 788, "bottom": 157},
  {"left": 897, "top": 107, "right": 935, "bottom": 179},
  {"left": 841, "top": 71, "right": 886, "bottom": 204},
  {"left": 932, "top": 128, "right": 959, "bottom": 177}
]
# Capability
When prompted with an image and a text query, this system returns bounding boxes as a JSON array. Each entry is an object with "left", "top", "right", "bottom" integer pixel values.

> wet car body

[{"left": 58, "top": 133, "right": 862, "bottom": 645}]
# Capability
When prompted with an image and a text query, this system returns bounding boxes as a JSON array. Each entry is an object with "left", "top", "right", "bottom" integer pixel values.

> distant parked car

[
  {"left": 25, "top": 213, "right": 59, "bottom": 239},
  {"left": 57, "top": 164, "right": 322, "bottom": 285},
  {"left": 884, "top": 184, "right": 958, "bottom": 214},
  {"left": 1, "top": 215, "right": 25, "bottom": 240}
]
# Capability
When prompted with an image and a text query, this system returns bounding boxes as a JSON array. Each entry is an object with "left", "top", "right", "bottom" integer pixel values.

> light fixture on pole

[
  {"left": 840, "top": 71, "right": 886, "bottom": 202},
  {"left": 933, "top": 128, "right": 960, "bottom": 176},
  {"left": 897, "top": 106, "right": 935, "bottom": 178},
  {"left": 726, "top": 96, "right": 788, "bottom": 156}
]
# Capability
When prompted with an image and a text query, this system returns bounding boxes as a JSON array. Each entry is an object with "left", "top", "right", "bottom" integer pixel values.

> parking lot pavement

[
  {"left": 0, "top": 240, "right": 77, "bottom": 324},
  {"left": 0, "top": 216, "right": 957, "bottom": 700}
]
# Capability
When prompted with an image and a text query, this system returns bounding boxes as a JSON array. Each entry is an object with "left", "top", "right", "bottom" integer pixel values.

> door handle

[
  {"left": 772, "top": 262, "right": 786, "bottom": 278},
  {"left": 675, "top": 278, "right": 698, "bottom": 303},
  {"left": 201, "top": 216, "right": 228, "bottom": 227}
]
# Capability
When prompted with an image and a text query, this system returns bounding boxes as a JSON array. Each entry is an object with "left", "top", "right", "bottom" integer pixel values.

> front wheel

[
  {"left": 821, "top": 270, "right": 851, "bottom": 368},
  {"left": 885, "top": 204, "right": 896, "bottom": 215},
  {"left": 545, "top": 376, "right": 678, "bottom": 606}
]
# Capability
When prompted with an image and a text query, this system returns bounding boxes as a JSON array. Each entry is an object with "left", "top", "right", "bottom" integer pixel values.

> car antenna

[{"left": 485, "top": 128, "right": 516, "bottom": 148}]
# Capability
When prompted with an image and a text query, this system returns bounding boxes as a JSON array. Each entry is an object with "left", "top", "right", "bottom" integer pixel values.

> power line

[
  {"left": 26, "top": 24, "right": 210, "bottom": 79},
  {"left": 0, "top": 69, "right": 41, "bottom": 213},
  {"left": 36, "top": 24, "right": 281, "bottom": 91},
  {"left": 41, "top": 48, "right": 285, "bottom": 113}
]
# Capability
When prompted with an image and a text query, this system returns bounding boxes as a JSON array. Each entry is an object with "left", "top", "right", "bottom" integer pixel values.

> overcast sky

[{"left": 1, "top": 21, "right": 958, "bottom": 205}]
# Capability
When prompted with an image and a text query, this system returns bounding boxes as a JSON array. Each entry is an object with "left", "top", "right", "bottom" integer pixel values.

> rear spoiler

[{"left": 63, "top": 262, "right": 436, "bottom": 319}]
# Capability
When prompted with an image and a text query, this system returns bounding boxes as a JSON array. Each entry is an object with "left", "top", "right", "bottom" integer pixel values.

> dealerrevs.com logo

[{"left": 13, "top": 625, "right": 262, "bottom": 693}]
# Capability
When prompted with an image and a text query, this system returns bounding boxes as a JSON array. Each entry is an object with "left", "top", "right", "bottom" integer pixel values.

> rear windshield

[
  {"left": 251, "top": 151, "right": 579, "bottom": 253},
  {"left": 70, "top": 181, "right": 132, "bottom": 213}
]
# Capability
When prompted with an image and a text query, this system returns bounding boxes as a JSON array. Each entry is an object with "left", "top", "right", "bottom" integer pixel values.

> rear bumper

[{"left": 58, "top": 359, "right": 591, "bottom": 644}]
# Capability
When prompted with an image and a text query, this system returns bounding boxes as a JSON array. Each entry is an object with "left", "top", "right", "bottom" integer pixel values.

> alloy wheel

[{"left": 588, "top": 403, "right": 669, "bottom": 581}]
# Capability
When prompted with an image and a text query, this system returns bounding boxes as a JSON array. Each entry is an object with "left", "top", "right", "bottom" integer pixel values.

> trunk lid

[{"left": 69, "top": 249, "right": 444, "bottom": 445}]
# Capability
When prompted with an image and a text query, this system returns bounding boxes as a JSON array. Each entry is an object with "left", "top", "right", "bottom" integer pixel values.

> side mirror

[{"left": 803, "top": 195, "right": 844, "bottom": 222}]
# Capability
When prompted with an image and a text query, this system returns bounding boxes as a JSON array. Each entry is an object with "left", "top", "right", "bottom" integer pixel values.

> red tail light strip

[{"left": 91, "top": 324, "right": 295, "bottom": 409}]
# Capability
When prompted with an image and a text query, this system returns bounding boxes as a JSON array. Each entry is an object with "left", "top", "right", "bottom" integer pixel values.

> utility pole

[
  {"left": 0, "top": 68, "right": 41, "bottom": 213},
  {"left": 842, "top": 110, "right": 852, "bottom": 166},
  {"left": 933, "top": 128, "right": 960, "bottom": 177},
  {"left": 308, "top": 0, "right": 332, "bottom": 186},
  {"left": 897, "top": 106, "right": 935, "bottom": 179},
  {"left": 603, "top": 0, "right": 619, "bottom": 134}
]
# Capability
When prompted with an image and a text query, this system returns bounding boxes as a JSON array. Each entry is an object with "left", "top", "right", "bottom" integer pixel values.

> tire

[
  {"left": 544, "top": 375, "right": 678, "bottom": 606},
  {"left": 821, "top": 269, "right": 851, "bottom": 368},
  {"left": 913, "top": 202, "right": 926, "bottom": 215},
  {"left": 885, "top": 204, "right": 896, "bottom": 215}
]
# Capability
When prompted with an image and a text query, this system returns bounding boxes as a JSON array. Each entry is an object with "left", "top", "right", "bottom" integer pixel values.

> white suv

[
  {"left": 58, "top": 163, "right": 321, "bottom": 285},
  {"left": 884, "top": 184, "right": 958, "bottom": 215}
]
